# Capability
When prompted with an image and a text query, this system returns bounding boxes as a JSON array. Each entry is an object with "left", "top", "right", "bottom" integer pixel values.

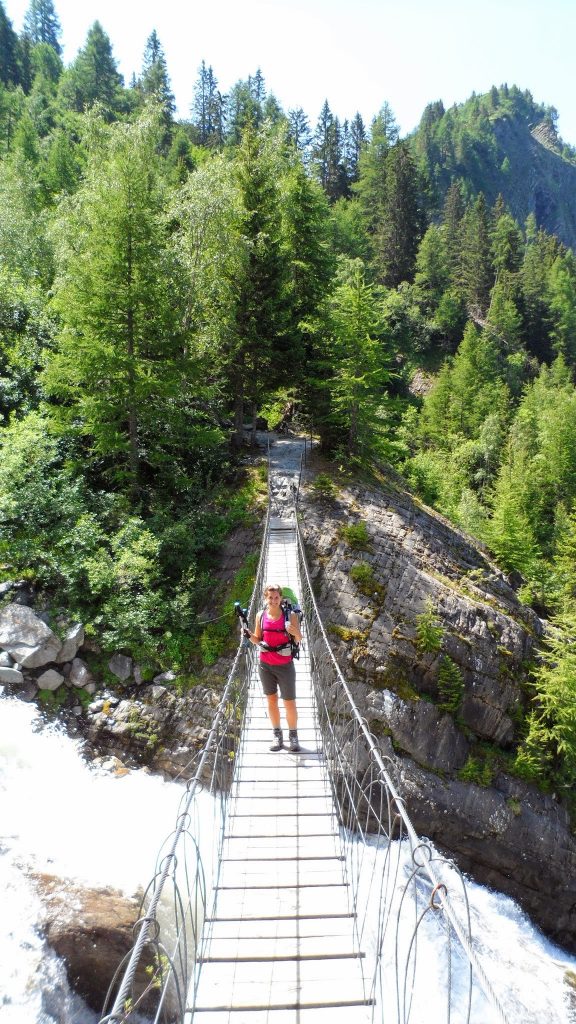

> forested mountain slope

[{"left": 412, "top": 86, "right": 576, "bottom": 250}]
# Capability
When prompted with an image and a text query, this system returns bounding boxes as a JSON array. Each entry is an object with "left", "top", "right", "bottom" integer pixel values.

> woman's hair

[{"left": 263, "top": 583, "right": 283, "bottom": 597}]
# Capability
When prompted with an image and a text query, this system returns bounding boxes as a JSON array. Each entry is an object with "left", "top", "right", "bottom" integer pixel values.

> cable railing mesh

[
  {"left": 98, "top": 504, "right": 270, "bottom": 1024},
  {"left": 294, "top": 503, "right": 510, "bottom": 1024}
]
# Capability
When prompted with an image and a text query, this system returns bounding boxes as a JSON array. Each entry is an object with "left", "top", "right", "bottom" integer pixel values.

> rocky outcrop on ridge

[{"left": 299, "top": 468, "right": 576, "bottom": 952}]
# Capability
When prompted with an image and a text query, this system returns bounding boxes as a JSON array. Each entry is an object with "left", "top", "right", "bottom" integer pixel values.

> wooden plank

[
  {"left": 230, "top": 797, "right": 334, "bottom": 817},
  {"left": 216, "top": 861, "right": 346, "bottom": 888},
  {"left": 222, "top": 836, "right": 341, "bottom": 859},
  {"left": 203, "top": 917, "right": 359, "bottom": 942},
  {"left": 210, "top": 885, "right": 352, "bottom": 920},
  {"left": 188, "top": 1005, "right": 373, "bottom": 1023},
  {"left": 193, "top": 957, "right": 368, "bottom": 1010}
]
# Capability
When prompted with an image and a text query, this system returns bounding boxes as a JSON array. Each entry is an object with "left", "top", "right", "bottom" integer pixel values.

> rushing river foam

[{"left": 1, "top": 689, "right": 575, "bottom": 1024}]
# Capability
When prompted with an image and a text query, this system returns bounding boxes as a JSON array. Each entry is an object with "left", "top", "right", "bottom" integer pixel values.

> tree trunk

[{"left": 232, "top": 363, "right": 244, "bottom": 449}]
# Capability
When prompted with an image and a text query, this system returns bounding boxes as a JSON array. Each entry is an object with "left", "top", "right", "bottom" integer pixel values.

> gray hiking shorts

[{"left": 258, "top": 660, "right": 296, "bottom": 701}]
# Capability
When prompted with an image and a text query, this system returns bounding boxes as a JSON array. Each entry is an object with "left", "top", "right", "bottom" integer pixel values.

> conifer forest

[{"left": 2, "top": 1, "right": 576, "bottom": 805}]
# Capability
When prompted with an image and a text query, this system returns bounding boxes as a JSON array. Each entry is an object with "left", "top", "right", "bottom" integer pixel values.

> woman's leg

[
  {"left": 283, "top": 698, "right": 298, "bottom": 730},
  {"left": 266, "top": 692, "right": 281, "bottom": 728}
]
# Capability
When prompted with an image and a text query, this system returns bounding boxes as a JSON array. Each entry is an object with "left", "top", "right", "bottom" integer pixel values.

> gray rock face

[
  {"left": 0, "top": 603, "right": 61, "bottom": 668},
  {"left": 299, "top": 474, "right": 576, "bottom": 951},
  {"left": 366, "top": 688, "right": 469, "bottom": 773},
  {"left": 395, "top": 752, "right": 576, "bottom": 953},
  {"left": 301, "top": 483, "right": 539, "bottom": 748},
  {"left": 0, "top": 650, "right": 14, "bottom": 666},
  {"left": 81, "top": 684, "right": 218, "bottom": 778},
  {"left": 55, "top": 623, "right": 85, "bottom": 664}
]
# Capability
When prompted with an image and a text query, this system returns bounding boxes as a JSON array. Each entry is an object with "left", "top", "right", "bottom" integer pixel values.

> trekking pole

[{"left": 234, "top": 601, "right": 251, "bottom": 647}]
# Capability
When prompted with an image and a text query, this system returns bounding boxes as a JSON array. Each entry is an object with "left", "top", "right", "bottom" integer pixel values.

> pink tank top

[{"left": 259, "top": 610, "right": 292, "bottom": 665}]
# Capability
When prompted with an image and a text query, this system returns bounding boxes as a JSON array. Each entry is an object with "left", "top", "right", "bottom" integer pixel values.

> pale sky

[{"left": 5, "top": 0, "right": 576, "bottom": 145}]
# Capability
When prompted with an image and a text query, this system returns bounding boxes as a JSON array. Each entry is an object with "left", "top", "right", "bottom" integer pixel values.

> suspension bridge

[{"left": 100, "top": 436, "right": 510, "bottom": 1024}]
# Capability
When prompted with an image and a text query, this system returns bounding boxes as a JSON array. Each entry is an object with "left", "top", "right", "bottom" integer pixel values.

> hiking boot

[
  {"left": 270, "top": 728, "right": 284, "bottom": 752},
  {"left": 288, "top": 730, "right": 301, "bottom": 753}
]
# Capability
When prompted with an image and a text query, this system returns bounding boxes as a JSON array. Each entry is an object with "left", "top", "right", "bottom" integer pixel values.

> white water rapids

[{"left": 1, "top": 689, "right": 575, "bottom": 1024}]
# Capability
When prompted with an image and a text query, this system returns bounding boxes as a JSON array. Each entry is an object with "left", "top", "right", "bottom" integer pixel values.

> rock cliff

[{"left": 299, "top": 466, "right": 576, "bottom": 952}]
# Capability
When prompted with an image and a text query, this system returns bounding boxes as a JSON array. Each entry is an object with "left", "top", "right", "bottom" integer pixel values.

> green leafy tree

[
  {"left": 319, "top": 258, "right": 391, "bottom": 459},
  {"left": 44, "top": 113, "right": 191, "bottom": 495}
]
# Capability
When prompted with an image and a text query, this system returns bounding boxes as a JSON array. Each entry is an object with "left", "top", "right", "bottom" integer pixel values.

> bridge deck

[{"left": 191, "top": 519, "right": 373, "bottom": 1022}]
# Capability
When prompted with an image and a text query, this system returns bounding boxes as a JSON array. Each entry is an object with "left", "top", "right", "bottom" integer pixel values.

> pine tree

[
  {"left": 280, "top": 153, "right": 334, "bottom": 369},
  {"left": 374, "top": 140, "right": 423, "bottom": 287},
  {"left": 191, "top": 61, "right": 223, "bottom": 147},
  {"left": 347, "top": 112, "right": 366, "bottom": 184},
  {"left": 442, "top": 179, "right": 465, "bottom": 280},
  {"left": 59, "top": 22, "right": 124, "bottom": 116},
  {"left": 23, "top": 0, "right": 61, "bottom": 54},
  {"left": 0, "top": 1, "right": 20, "bottom": 86},
  {"left": 225, "top": 79, "right": 258, "bottom": 145},
  {"left": 457, "top": 193, "right": 493, "bottom": 314},
  {"left": 548, "top": 252, "right": 576, "bottom": 362},
  {"left": 287, "top": 107, "right": 311, "bottom": 154},
  {"left": 140, "top": 30, "right": 175, "bottom": 125},
  {"left": 231, "top": 123, "right": 287, "bottom": 444},
  {"left": 354, "top": 103, "right": 398, "bottom": 234},
  {"left": 519, "top": 216, "right": 562, "bottom": 362},
  {"left": 311, "top": 100, "right": 345, "bottom": 201},
  {"left": 320, "top": 258, "right": 391, "bottom": 459}
]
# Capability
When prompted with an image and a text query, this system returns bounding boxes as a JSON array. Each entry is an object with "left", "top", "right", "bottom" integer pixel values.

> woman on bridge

[{"left": 247, "top": 583, "right": 302, "bottom": 752}]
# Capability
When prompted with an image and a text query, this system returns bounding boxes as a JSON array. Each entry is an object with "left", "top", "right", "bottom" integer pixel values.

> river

[{"left": 1, "top": 689, "right": 575, "bottom": 1024}]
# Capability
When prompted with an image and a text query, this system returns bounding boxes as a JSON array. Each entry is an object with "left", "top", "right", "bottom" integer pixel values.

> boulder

[
  {"left": 69, "top": 658, "right": 94, "bottom": 689},
  {"left": 0, "top": 603, "right": 61, "bottom": 668},
  {"left": 0, "top": 666, "right": 24, "bottom": 685},
  {"left": 108, "top": 653, "right": 133, "bottom": 681},
  {"left": 32, "top": 874, "right": 147, "bottom": 1014},
  {"left": 0, "top": 650, "right": 14, "bottom": 666},
  {"left": 37, "top": 669, "right": 65, "bottom": 691},
  {"left": 55, "top": 624, "right": 85, "bottom": 664}
]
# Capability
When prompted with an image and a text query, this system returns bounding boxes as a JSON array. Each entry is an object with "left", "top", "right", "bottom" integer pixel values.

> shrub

[
  {"left": 311, "top": 473, "right": 337, "bottom": 499},
  {"left": 415, "top": 599, "right": 444, "bottom": 653},
  {"left": 458, "top": 755, "right": 493, "bottom": 787},
  {"left": 340, "top": 520, "right": 370, "bottom": 550},
  {"left": 437, "top": 654, "right": 465, "bottom": 713}
]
